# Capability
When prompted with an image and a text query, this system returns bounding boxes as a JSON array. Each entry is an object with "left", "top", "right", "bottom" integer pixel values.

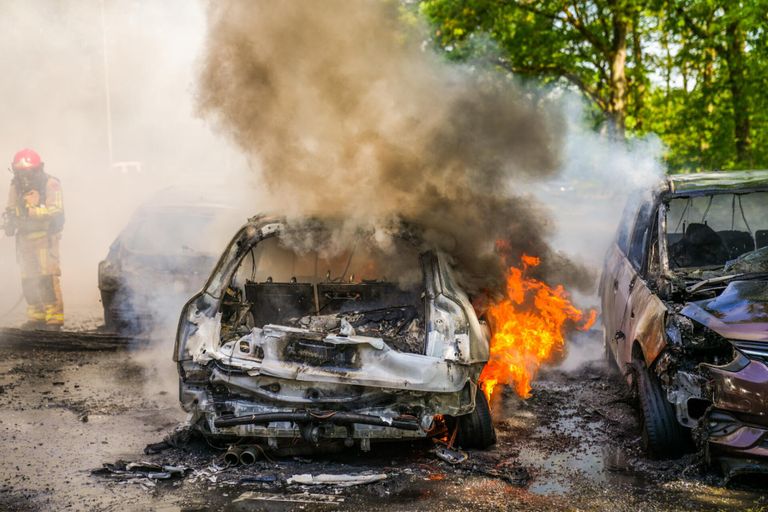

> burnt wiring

[
  {"left": 334, "top": 241, "right": 358, "bottom": 283},
  {"left": 309, "top": 410, "right": 337, "bottom": 420},
  {"left": 736, "top": 195, "right": 752, "bottom": 233},
  {"left": 673, "top": 197, "right": 692, "bottom": 234},
  {"left": 700, "top": 195, "right": 713, "bottom": 223}
]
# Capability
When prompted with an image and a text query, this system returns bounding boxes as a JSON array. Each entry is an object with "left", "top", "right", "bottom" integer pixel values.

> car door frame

[
  {"left": 620, "top": 197, "right": 671, "bottom": 373},
  {"left": 600, "top": 197, "right": 643, "bottom": 363},
  {"left": 603, "top": 193, "right": 671, "bottom": 379}
]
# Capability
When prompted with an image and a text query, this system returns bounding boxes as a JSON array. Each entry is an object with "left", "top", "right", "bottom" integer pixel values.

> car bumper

[
  {"left": 180, "top": 369, "right": 475, "bottom": 441},
  {"left": 705, "top": 359, "right": 768, "bottom": 461},
  {"left": 200, "top": 401, "right": 432, "bottom": 441},
  {"left": 708, "top": 413, "right": 768, "bottom": 458}
]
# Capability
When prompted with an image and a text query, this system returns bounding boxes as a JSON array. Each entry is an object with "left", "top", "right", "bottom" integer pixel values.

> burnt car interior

[
  {"left": 666, "top": 192, "right": 768, "bottom": 269},
  {"left": 219, "top": 235, "right": 427, "bottom": 354}
]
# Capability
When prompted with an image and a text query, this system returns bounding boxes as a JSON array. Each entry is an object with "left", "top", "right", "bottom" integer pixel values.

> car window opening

[{"left": 666, "top": 191, "right": 768, "bottom": 270}]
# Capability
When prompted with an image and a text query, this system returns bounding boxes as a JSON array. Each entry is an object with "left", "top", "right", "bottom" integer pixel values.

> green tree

[
  {"left": 659, "top": 0, "right": 768, "bottom": 167},
  {"left": 420, "top": 0, "right": 657, "bottom": 138},
  {"left": 421, "top": 0, "right": 768, "bottom": 171}
]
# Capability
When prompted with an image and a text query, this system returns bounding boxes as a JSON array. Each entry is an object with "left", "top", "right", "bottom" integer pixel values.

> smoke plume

[{"left": 197, "top": 0, "right": 593, "bottom": 296}]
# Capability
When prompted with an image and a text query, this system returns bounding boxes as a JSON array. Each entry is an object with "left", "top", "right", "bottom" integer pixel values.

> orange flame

[{"left": 479, "top": 255, "right": 596, "bottom": 401}]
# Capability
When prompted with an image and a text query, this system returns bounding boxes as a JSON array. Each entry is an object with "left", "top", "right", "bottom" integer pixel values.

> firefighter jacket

[{"left": 6, "top": 172, "right": 64, "bottom": 238}]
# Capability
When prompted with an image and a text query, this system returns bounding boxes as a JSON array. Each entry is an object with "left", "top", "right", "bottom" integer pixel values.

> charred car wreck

[
  {"left": 601, "top": 170, "right": 768, "bottom": 475},
  {"left": 174, "top": 217, "right": 495, "bottom": 452},
  {"left": 99, "top": 196, "right": 241, "bottom": 334}
]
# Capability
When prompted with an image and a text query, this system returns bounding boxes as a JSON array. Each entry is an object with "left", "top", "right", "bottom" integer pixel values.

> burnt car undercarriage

[{"left": 174, "top": 218, "right": 495, "bottom": 452}]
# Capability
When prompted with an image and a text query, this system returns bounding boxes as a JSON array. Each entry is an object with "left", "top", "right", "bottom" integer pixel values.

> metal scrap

[
  {"left": 144, "top": 424, "right": 194, "bottom": 454},
  {"left": 287, "top": 472, "right": 388, "bottom": 487},
  {"left": 92, "top": 460, "right": 188, "bottom": 481},
  {"left": 233, "top": 491, "right": 344, "bottom": 505},
  {"left": 433, "top": 445, "right": 468, "bottom": 464}
]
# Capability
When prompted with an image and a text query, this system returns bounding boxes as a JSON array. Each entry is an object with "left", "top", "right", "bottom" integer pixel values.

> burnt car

[
  {"left": 601, "top": 170, "right": 768, "bottom": 472},
  {"left": 173, "top": 216, "right": 495, "bottom": 452},
  {"left": 98, "top": 200, "right": 241, "bottom": 334}
]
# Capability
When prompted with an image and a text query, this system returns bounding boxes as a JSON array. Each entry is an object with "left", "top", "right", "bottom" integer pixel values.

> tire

[
  {"left": 454, "top": 388, "right": 497, "bottom": 449},
  {"left": 633, "top": 360, "right": 689, "bottom": 458}
]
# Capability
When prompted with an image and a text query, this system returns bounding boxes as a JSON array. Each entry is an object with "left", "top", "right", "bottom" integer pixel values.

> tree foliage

[{"left": 420, "top": 0, "right": 768, "bottom": 171}]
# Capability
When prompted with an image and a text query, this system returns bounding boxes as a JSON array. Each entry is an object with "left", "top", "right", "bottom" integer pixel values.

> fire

[{"left": 479, "top": 255, "right": 596, "bottom": 401}]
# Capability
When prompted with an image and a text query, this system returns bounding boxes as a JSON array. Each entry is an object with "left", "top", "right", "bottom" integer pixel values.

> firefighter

[{"left": 3, "top": 148, "right": 65, "bottom": 330}]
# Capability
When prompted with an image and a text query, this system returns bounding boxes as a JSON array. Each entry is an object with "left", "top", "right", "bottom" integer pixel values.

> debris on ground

[
  {"left": 239, "top": 474, "right": 280, "bottom": 485},
  {"left": 461, "top": 463, "right": 531, "bottom": 487},
  {"left": 188, "top": 463, "right": 230, "bottom": 485},
  {"left": 144, "top": 424, "right": 194, "bottom": 455},
  {"left": 287, "top": 473, "right": 388, "bottom": 487},
  {"left": 233, "top": 491, "right": 345, "bottom": 505},
  {"left": 433, "top": 446, "right": 468, "bottom": 465},
  {"left": 92, "top": 460, "right": 188, "bottom": 481}
]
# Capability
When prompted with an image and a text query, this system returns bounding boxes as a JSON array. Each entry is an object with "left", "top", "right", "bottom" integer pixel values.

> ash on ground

[{"left": 2, "top": 341, "right": 767, "bottom": 511}]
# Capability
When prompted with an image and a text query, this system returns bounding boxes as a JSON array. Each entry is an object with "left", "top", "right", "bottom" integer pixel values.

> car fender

[{"left": 627, "top": 282, "right": 668, "bottom": 368}]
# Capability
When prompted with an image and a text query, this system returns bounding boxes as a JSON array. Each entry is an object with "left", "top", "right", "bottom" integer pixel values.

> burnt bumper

[
  {"left": 214, "top": 410, "right": 420, "bottom": 430},
  {"left": 708, "top": 411, "right": 768, "bottom": 458},
  {"left": 705, "top": 359, "right": 768, "bottom": 460}
]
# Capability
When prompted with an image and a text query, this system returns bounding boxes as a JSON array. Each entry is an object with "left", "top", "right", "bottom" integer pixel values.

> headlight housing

[{"left": 667, "top": 314, "right": 749, "bottom": 370}]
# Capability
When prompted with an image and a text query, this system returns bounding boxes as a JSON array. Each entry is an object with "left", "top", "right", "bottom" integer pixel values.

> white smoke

[
  {"left": 0, "top": 0, "right": 253, "bottom": 327},
  {"left": 0, "top": 0, "right": 261, "bottom": 407},
  {"left": 533, "top": 96, "right": 666, "bottom": 371}
]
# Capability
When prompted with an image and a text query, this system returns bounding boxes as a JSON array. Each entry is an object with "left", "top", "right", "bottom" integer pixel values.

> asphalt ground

[{"left": 0, "top": 333, "right": 766, "bottom": 511}]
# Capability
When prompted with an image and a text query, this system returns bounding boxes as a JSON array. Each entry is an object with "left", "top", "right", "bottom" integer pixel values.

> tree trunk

[
  {"left": 700, "top": 46, "right": 716, "bottom": 167},
  {"left": 608, "top": 9, "right": 628, "bottom": 139},
  {"left": 631, "top": 11, "right": 645, "bottom": 131},
  {"left": 724, "top": 18, "right": 751, "bottom": 165},
  {"left": 661, "top": 21, "right": 672, "bottom": 131}
]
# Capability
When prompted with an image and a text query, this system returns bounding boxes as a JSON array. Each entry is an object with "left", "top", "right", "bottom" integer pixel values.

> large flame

[{"left": 479, "top": 254, "right": 596, "bottom": 401}]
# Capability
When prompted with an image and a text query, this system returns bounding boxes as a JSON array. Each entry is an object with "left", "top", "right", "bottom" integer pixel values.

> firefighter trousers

[{"left": 17, "top": 232, "right": 63, "bottom": 326}]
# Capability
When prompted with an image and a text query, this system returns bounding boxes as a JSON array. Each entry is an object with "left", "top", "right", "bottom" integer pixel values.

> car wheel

[
  {"left": 455, "top": 387, "right": 496, "bottom": 449},
  {"left": 633, "top": 360, "right": 688, "bottom": 458}
]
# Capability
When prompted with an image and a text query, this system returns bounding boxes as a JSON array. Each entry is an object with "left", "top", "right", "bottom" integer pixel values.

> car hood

[{"left": 681, "top": 280, "right": 768, "bottom": 342}]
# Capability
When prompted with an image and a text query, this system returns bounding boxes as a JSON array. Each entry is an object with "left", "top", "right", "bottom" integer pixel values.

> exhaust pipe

[
  {"left": 224, "top": 446, "right": 243, "bottom": 466},
  {"left": 239, "top": 446, "right": 260, "bottom": 465}
]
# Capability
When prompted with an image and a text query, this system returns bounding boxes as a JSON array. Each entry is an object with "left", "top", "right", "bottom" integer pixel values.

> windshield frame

[{"left": 661, "top": 187, "right": 768, "bottom": 274}]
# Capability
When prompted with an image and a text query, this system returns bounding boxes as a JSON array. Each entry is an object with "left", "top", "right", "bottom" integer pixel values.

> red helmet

[{"left": 11, "top": 148, "right": 43, "bottom": 171}]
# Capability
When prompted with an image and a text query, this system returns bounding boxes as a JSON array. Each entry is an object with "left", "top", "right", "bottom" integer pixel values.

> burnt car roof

[{"left": 665, "top": 169, "right": 768, "bottom": 196}]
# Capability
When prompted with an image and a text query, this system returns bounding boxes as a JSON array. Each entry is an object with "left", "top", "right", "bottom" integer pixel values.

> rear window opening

[{"left": 220, "top": 233, "right": 427, "bottom": 353}]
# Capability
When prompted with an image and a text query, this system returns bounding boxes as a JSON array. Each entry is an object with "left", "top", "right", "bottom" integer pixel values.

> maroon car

[{"left": 600, "top": 170, "right": 768, "bottom": 476}]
